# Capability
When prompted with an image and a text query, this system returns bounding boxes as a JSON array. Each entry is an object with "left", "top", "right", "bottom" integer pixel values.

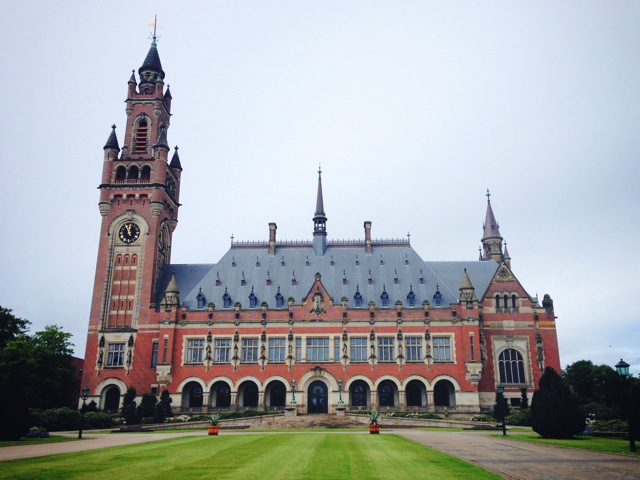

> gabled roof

[{"left": 155, "top": 244, "right": 499, "bottom": 311}]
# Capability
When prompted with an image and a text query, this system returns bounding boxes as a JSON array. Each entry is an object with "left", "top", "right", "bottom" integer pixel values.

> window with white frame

[
  {"left": 334, "top": 337, "right": 340, "bottom": 361},
  {"left": 150, "top": 341, "right": 159, "bottom": 367},
  {"left": 377, "top": 337, "right": 395, "bottom": 362},
  {"left": 214, "top": 338, "right": 231, "bottom": 363},
  {"left": 268, "top": 338, "right": 286, "bottom": 362},
  {"left": 295, "top": 337, "right": 301, "bottom": 361},
  {"left": 350, "top": 337, "right": 367, "bottom": 362},
  {"left": 405, "top": 336, "right": 422, "bottom": 362},
  {"left": 306, "top": 338, "right": 329, "bottom": 362},
  {"left": 186, "top": 338, "right": 205, "bottom": 363},
  {"left": 107, "top": 343, "right": 125, "bottom": 367},
  {"left": 433, "top": 336, "right": 452, "bottom": 362},
  {"left": 241, "top": 338, "right": 259, "bottom": 362},
  {"left": 498, "top": 348, "right": 526, "bottom": 384}
]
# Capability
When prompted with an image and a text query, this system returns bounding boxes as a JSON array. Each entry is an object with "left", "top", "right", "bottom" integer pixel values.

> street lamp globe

[{"left": 615, "top": 359, "right": 630, "bottom": 378}]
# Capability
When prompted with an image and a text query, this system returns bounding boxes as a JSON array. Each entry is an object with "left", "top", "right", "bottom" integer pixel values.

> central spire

[
  {"left": 312, "top": 167, "right": 327, "bottom": 256},
  {"left": 315, "top": 166, "right": 325, "bottom": 217}
]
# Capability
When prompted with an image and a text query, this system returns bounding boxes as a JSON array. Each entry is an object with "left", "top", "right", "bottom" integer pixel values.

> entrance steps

[{"left": 252, "top": 414, "right": 364, "bottom": 430}]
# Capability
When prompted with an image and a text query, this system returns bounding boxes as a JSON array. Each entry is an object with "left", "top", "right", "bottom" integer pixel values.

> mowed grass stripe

[{"left": 0, "top": 434, "right": 500, "bottom": 480}]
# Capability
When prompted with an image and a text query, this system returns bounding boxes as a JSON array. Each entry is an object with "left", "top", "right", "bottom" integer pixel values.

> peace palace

[{"left": 81, "top": 35, "right": 561, "bottom": 417}]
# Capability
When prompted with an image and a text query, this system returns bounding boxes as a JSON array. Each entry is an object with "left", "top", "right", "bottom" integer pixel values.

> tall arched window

[
  {"left": 134, "top": 119, "right": 148, "bottom": 153},
  {"left": 498, "top": 348, "right": 526, "bottom": 384}
]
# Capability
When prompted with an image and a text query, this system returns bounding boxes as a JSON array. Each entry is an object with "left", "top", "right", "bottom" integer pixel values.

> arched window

[
  {"left": 498, "top": 348, "right": 526, "bottom": 384},
  {"left": 134, "top": 119, "right": 148, "bottom": 153},
  {"left": 511, "top": 294, "right": 518, "bottom": 310},
  {"left": 128, "top": 165, "right": 139, "bottom": 181},
  {"left": 495, "top": 294, "right": 501, "bottom": 310},
  {"left": 140, "top": 165, "right": 151, "bottom": 182},
  {"left": 103, "top": 386, "right": 121, "bottom": 412},
  {"left": 115, "top": 166, "right": 126, "bottom": 182},
  {"left": 378, "top": 380, "right": 396, "bottom": 407}
]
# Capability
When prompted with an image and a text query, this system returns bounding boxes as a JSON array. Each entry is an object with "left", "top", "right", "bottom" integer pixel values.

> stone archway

[
  {"left": 433, "top": 379, "right": 456, "bottom": 407},
  {"left": 103, "top": 385, "right": 121, "bottom": 412},
  {"left": 307, "top": 380, "right": 328, "bottom": 414}
]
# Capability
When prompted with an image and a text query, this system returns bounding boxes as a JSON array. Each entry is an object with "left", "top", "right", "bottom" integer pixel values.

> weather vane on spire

[
  {"left": 149, "top": 15, "right": 160, "bottom": 45},
  {"left": 486, "top": 188, "right": 491, "bottom": 202}
]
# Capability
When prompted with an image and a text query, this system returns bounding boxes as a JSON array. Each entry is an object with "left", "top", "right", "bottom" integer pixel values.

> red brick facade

[{"left": 80, "top": 39, "right": 561, "bottom": 417}]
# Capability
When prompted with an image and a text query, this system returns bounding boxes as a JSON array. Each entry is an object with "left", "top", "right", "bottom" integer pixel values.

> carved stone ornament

[{"left": 310, "top": 293, "right": 325, "bottom": 317}]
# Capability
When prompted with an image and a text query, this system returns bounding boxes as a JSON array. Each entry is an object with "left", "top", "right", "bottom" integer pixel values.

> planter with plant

[
  {"left": 368, "top": 411, "right": 380, "bottom": 434},
  {"left": 207, "top": 415, "right": 220, "bottom": 435}
]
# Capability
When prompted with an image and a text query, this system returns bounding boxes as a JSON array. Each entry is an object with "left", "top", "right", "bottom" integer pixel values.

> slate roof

[{"left": 155, "top": 243, "right": 499, "bottom": 311}]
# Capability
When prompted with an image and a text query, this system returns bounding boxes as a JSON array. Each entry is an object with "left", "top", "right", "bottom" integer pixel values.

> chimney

[
  {"left": 364, "top": 221, "right": 372, "bottom": 254},
  {"left": 268, "top": 222, "right": 277, "bottom": 255}
]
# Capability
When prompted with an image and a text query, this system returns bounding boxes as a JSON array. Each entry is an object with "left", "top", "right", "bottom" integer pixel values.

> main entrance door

[{"left": 308, "top": 380, "right": 328, "bottom": 414}]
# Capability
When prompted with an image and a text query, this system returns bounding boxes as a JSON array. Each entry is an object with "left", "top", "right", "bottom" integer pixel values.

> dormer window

[
  {"left": 249, "top": 287, "right": 258, "bottom": 308},
  {"left": 275, "top": 287, "right": 284, "bottom": 308},
  {"left": 433, "top": 286, "right": 442, "bottom": 306},
  {"left": 354, "top": 286, "right": 363, "bottom": 308},
  {"left": 407, "top": 286, "right": 416, "bottom": 307},
  {"left": 222, "top": 288, "right": 232, "bottom": 308},
  {"left": 380, "top": 286, "right": 389, "bottom": 307},
  {"left": 196, "top": 287, "right": 206, "bottom": 309},
  {"left": 134, "top": 119, "right": 149, "bottom": 153}
]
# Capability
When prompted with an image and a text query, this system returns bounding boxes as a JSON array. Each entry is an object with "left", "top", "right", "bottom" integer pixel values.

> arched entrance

[
  {"left": 349, "top": 380, "right": 370, "bottom": 408},
  {"left": 238, "top": 381, "right": 259, "bottom": 408},
  {"left": 182, "top": 381, "right": 203, "bottom": 408},
  {"left": 103, "top": 385, "right": 121, "bottom": 412},
  {"left": 266, "top": 381, "right": 287, "bottom": 409},
  {"left": 211, "top": 381, "right": 231, "bottom": 409},
  {"left": 378, "top": 380, "right": 397, "bottom": 407},
  {"left": 433, "top": 379, "right": 456, "bottom": 407},
  {"left": 307, "top": 380, "right": 328, "bottom": 414},
  {"left": 405, "top": 380, "right": 426, "bottom": 407}
]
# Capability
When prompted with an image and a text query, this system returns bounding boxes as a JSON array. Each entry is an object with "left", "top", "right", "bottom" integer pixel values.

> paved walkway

[
  {"left": 391, "top": 429, "right": 640, "bottom": 480},
  {"left": 1, "top": 429, "right": 639, "bottom": 480}
]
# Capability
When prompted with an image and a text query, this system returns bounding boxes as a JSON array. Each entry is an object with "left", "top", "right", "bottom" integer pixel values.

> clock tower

[{"left": 83, "top": 34, "right": 182, "bottom": 386}]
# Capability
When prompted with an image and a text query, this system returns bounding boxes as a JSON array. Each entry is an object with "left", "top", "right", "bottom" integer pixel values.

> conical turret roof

[
  {"left": 482, "top": 190, "right": 501, "bottom": 239},
  {"left": 103, "top": 124, "right": 120, "bottom": 151},
  {"left": 170, "top": 146, "right": 183, "bottom": 170},
  {"left": 138, "top": 38, "right": 165, "bottom": 80}
]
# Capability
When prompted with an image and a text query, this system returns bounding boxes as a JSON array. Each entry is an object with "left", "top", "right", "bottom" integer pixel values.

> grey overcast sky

[{"left": 0, "top": 1, "right": 638, "bottom": 375}]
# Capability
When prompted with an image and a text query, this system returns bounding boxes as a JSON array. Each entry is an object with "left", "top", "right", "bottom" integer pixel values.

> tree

[
  {"left": 121, "top": 387, "right": 138, "bottom": 425},
  {"left": 563, "top": 359, "right": 632, "bottom": 420},
  {"left": 154, "top": 389, "right": 173, "bottom": 423},
  {"left": 532, "top": 367, "right": 585, "bottom": 438},
  {"left": 628, "top": 383, "right": 640, "bottom": 452},
  {"left": 520, "top": 387, "right": 529, "bottom": 410},
  {"left": 136, "top": 393, "right": 157, "bottom": 422},
  {"left": 0, "top": 311, "right": 78, "bottom": 440},
  {"left": 0, "top": 306, "right": 30, "bottom": 349}
]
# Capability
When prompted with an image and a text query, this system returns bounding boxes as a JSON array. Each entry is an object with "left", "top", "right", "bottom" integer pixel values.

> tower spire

[
  {"left": 481, "top": 189, "right": 504, "bottom": 262},
  {"left": 312, "top": 166, "right": 327, "bottom": 256}
]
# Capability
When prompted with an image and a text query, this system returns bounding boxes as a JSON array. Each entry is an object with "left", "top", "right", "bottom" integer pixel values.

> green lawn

[
  {"left": 0, "top": 434, "right": 500, "bottom": 479},
  {"left": 506, "top": 434, "right": 640, "bottom": 456}
]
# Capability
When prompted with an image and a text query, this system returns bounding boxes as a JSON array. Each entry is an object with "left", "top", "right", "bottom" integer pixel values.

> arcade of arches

[{"left": 101, "top": 377, "right": 461, "bottom": 413}]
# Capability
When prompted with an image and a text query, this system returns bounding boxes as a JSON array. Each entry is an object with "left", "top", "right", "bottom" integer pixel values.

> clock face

[{"left": 118, "top": 222, "right": 140, "bottom": 244}]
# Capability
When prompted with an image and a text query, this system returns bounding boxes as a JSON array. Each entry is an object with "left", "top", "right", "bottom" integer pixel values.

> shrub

[
  {"left": 590, "top": 419, "right": 628, "bottom": 433},
  {"left": 25, "top": 426, "right": 49, "bottom": 438},
  {"left": 84, "top": 412, "right": 114, "bottom": 429},
  {"left": 30, "top": 407, "right": 80, "bottom": 431},
  {"left": 505, "top": 409, "right": 532, "bottom": 426},
  {"left": 140, "top": 417, "right": 156, "bottom": 424},
  {"left": 532, "top": 367, "right": 585, "bottom": 438}
]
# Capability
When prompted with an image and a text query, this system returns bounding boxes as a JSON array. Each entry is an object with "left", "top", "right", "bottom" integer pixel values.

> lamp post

[
  {"left": 290, "top": 379, "right": 297, "bottom": 405},
  {"left": 615, "top": 359, "right": 636, "bottom": 452},
  {"left": 78, "top": 386, "right": 90, "bottom": 439},
  {"left": 497, "top": 384, "right": 507, "bottom": 436}
]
